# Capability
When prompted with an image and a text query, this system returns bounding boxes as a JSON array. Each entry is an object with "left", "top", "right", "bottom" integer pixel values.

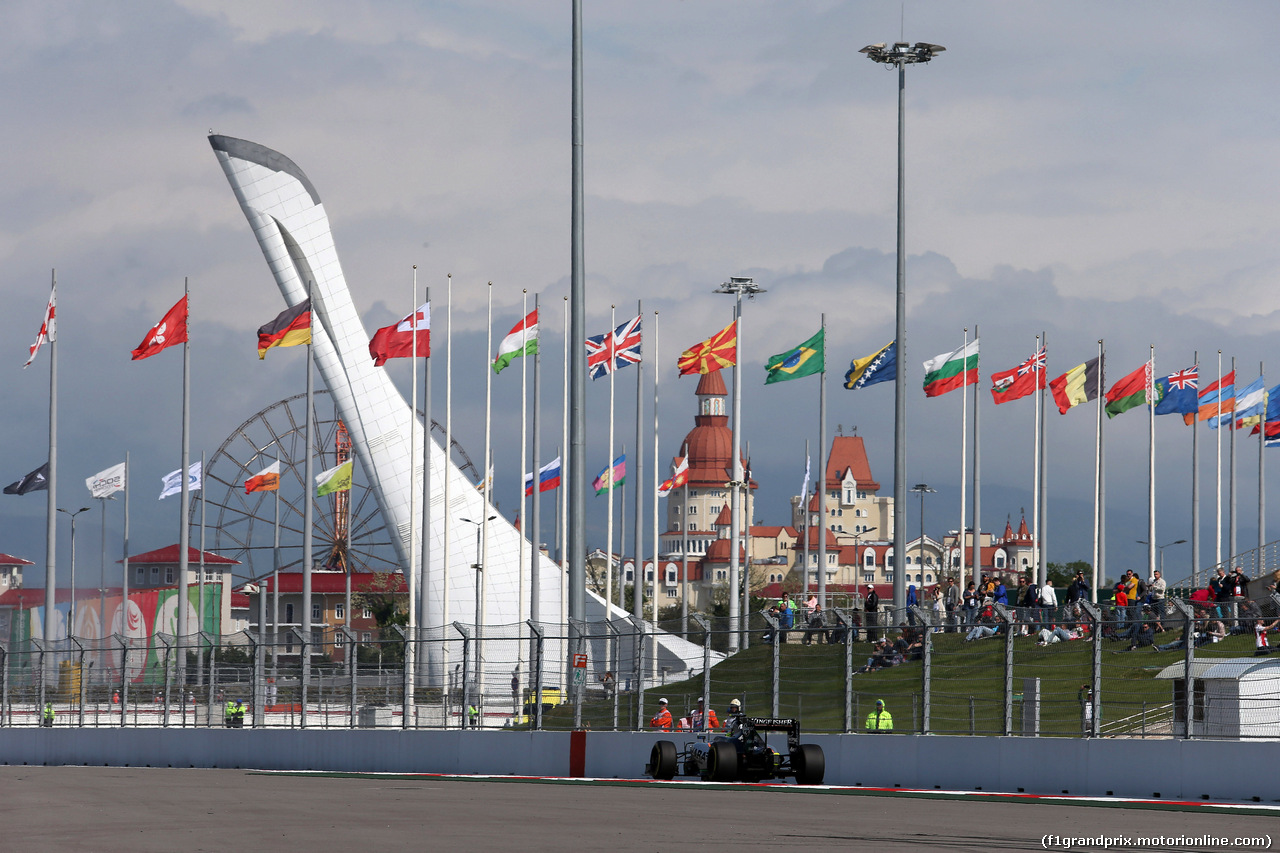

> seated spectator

[
  {"left": 1153, "top": 618, "right": 1226, "bottom": 652},
  {"left": 895, "top": 628, "right": 924, "bottom": 660},
  {"left": 828, "top": 615, "right": 849, "bottom": 645},
  {"left": 801, "top": 608, "right": 828, "bottom": 645},
  {"left": 1233, "top": 599, "right": 1263, "bottom": 635},
  {"left": 1036, "top": 625, "right": 1078, "bottom": 645}
]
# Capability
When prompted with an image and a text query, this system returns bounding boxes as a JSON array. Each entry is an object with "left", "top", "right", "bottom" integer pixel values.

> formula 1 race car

[{"left": 645, "top": 715, "right": 825, "bottom": 785}]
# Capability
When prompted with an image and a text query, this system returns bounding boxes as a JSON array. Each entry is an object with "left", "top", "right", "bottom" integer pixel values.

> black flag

[{"left": 4, "top": 462, "right": 49, "bottom": 495}]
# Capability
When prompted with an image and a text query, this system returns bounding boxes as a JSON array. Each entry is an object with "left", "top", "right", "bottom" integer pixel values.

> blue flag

[
  {"left": 1152, "top": 365, "right": 1198, "bottom": 416},
  {"left": 844, "top": 340, "right": 896, "bottom": 390}
]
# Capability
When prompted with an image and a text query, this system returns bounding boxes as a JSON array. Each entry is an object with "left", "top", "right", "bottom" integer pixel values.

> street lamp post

[
  {"left": 461, "top": 514, "right": 495, "bottom": 725},
  {"left": 1136, "top": 537, "right": 1182, "bottom": 578},
  {"left": 714, "top": 275, "right": 765, "bottom": 651},
  {"left": 861, "top": 40, "right": 945, "bottom": 618},
  {"left": 911, "top": 485, "right": 936, "bottom": 590},
  {"left": 58, "top": 506, "right": 91, "bottom": 637},
  {"left": 853, "top": 526, "right": 878, "bottom": 591}
]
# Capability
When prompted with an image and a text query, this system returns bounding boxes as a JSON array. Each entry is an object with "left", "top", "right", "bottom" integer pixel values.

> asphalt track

[{"left": 3, "top": 767, "right": 1276, "bottom": 852}]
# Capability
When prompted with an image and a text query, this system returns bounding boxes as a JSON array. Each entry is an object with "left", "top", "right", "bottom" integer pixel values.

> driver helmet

[{"left": 729, "top": 698, "right": 741, "bottom": 711}]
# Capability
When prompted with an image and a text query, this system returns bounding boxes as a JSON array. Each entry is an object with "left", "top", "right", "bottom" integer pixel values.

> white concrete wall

[{"left": 3, "top": 728, "right": 1276, "bottom": 802}]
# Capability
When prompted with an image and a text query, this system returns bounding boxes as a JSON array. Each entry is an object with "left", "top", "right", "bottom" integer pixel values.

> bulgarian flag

[
  {"left": 493, "top": 309, "right": 538, "bottom": 374},
  {"left": 1104, "top": 360, "right": 1152, "bottom": 419},
  {"left": 922, "top": 339, "right": 979, "bottom": 398},
  {"left": 315, "top": 460, "right": 353, "bottom": 497},
  {"left": 244, "top": 461, "right": 281, "bottom": 494}
]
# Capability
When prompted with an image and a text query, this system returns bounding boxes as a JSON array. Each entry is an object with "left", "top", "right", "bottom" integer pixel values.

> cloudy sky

[{"left": 2, "top": 1, "right": 1278, "bottom": 591}]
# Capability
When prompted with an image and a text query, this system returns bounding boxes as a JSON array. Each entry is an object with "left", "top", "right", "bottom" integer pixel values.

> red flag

[
  {"left": 23, "top": 282, "right": 55, "bottom": 369},
  {"left": 677, "top": 321, "right": 736, "bottom": 376},
  {"left": 131, "top": 295, "right": 189, "bottom": 360},
  {"left": 369, "top": 302, "right": 430, "bottom": 366},
  {"left": 990, "top": 347, "right": 1045, "bottom": 404}
]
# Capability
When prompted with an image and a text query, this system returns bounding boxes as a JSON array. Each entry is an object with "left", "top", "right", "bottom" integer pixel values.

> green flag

[
  {"left": 315, "top": 460, "right": 353, "bottom": 496},
  {"left": 764, "top": 328, "right": 824, "bottom": 384}
]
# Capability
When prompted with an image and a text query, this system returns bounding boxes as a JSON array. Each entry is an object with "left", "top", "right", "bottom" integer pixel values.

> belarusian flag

[
  {"left": 493, "top": 310, "right": 538, "bottom": 374},
  {"left": 1105, "top": 361, "right": 1152, "bottom": 419},
  {"left": 922, "top": 339, "right": 979, "bottom": 398},
  {"left": 315, "top": 460, "right": 353, "bottom": 496},
  {"left": 245, "top": 461, "right": 281, "bottom": 494}
]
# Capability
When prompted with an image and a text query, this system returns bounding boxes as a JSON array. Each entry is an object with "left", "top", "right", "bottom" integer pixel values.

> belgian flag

[{"left": 257, "top": 299, "right": 312, "bottom": 359}]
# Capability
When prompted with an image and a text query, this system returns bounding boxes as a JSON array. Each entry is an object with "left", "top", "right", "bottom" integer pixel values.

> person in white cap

[{"left": 649, "top": 697, "right": 672, "bottom": 731}]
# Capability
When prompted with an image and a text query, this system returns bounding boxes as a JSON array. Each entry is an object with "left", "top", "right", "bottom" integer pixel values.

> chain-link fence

[{"left": 6, "top": 592, "right": 1278, "bottom": 737}]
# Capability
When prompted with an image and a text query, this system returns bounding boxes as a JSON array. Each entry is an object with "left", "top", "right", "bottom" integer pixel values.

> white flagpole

[
  {"left": 301, "top": 278, "right": 314, "bottom": 727},
  {"left": 560, "top": 296, "right": 569, "bottom": 640},
  {"left": 44, "top": 269, "right": 58, "bottom": 649},
  {"left": 1039, "top": 330, "right": 1048, "bottom": 588},
  {"left": 443, "top": 274, "right": 453, "bottom": 714},
  {"left": 1093, "top": 340, "right": 1105, "bottom": 603},
  {"left": 1230, "top": 355, "right": 1238, "bottom": 563},
  {"left": 1216, "top": 350, "right": 1223, "bottom": 567},
  {"left": 407, "top": 266, "right": 418, "bottom": 708},
  {"left": 1259, "top": 360, "right": 1266, "bottom": 574},
  {"left": 816, "top": 315, "right": 827, "bottom": 612},
  {"left": 1191, "top": 351, "right": 1199, "bottom": 589},
  {"left": 481, "top": 281, "right": 493, "bottom": 663},
  {"left": 178, "top": 277, "right": 191, "bottom": 680},
  {"left": 121, "top": 450, "right": 130, "bottom": 715},
  {"left": 633, "top": 299, "right": 645, "bottom": 625},
  {"left": 1031, "top": 333, "right": 1041, "bottom": 587},
  {"left": 518, "top": 288, "right": 529, "bottom": 665},
  {"left": 606, "top": 305, "right": 616, "bottom": 615},
  {"left": 651, "top": 309, "right": 660, "bottom": 625},
  {"left": 959, "top": 327, "right": 968, "bottom": 589},
  {"left": 198, "top": 449, "right": 206, "bottom": 685},
  {"left": 530, "top": 292, "right": 543, "bottom": 640},
  {"left": 421, "top": 281, "right": 431, "bottom": 690},
  {"left": 972, "top": 323, "right": 982, "bottom": 592},
  {"left": 1148, "top": 347, "right": 1157, "bottom": 580}
]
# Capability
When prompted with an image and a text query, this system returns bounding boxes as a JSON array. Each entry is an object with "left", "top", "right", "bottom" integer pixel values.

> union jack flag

[
  {"left": 1017, "top": 347, "right": 1046, "bottom": 376},
  {"left": 1166, "top": 366, "right": 1198, "bottom": 390},
  {"left": 586, "top": 315, "right": 642, "bottom": 379}
]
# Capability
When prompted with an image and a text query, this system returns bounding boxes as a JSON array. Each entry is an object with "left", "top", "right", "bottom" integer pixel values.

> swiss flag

[
  {"left": 369, "top": 302, "right": 430, "bottom": 366},
  {"left": 131, "top": 295, "right": 189, "bottom": 360}
]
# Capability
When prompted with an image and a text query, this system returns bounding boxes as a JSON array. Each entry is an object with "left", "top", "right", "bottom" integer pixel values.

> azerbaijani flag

[
  {"left": 922, "top": 339, "right": 979, "bottom": 398},
  {"left": 1104, "top": 360, "right": 1152, "bottom": 419},
  {"left": 244, "top": 461, "right": 281, "bottom": 494},
  {"left": 315, "top": 460, "right": 353, "bottom": 497},
  {"left": 493, "top": 310, "right": 539, "bottom": 374},
  {"left": 593, "top": 455, "right": 625, "bottom": 495},
  {"left": 523, "top": 457, "right": 562, "bottom": 496}
]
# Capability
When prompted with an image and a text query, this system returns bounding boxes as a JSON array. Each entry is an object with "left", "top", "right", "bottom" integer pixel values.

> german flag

[
  {"left": 677, "top": 320, "right": 737, "bottom": 376},
  {"left": 257, "top": 299, "right": 311, "bottom": 359}
]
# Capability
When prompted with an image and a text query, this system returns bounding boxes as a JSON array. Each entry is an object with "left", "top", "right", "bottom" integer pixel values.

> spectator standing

[
  {"left": 906, "top": 584, "right": 918, "bottom": 626},
  {"left": 1112, "top": 583, "right": 1129, "bottom": 634},
  {"left": 961, "top": 581, "right": 979, "bottom": 628},
  {"left": 1229, "top": 567, "right": 1250, "bottom": 628},
  {"left": 931, "top": 586, "right": 945, "bottom": 631},
  {"left": 778, "top": 594, "right": 794, "bottom": 643},
  {"left": 1211, "top": 568, "right": 1230, "bottom": 619},
  {"left": 865, "top": 698, "right": 894, "bottom": 732},
  {"left": 1039, "top": 578, "right": 1057, "bottom": 627},
  {"left": 993, "top": 579, "right": 1009, "bottom": 605},
  {"left": 864, "top": 584, "right": 880, "bottom": 642},
  {"left": 945, "top": 578, "right": 961, "bottom": 632}
]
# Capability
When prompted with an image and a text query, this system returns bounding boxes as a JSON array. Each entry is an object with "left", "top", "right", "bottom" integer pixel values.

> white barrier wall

[{"left": 2, "top": 729, "right": 1275, "bottom": 803}]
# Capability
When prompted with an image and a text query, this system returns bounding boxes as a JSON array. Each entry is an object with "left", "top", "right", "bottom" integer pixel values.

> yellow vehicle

[{"left": 510, "top": 686, "right": 564, "bottom": 726}]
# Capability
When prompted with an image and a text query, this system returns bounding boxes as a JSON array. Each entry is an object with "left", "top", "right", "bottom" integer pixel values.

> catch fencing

[{"left": 6, "top": 592, "right": 1279, "bottom": 738}]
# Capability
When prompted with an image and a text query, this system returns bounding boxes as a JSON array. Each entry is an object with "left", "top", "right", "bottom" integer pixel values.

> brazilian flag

[{"left": 764, "top": 328, "right": 824, "bottom": 384}]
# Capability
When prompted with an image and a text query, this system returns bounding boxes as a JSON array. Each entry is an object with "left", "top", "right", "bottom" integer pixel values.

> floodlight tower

[{"left": 860, "top": 40, "right": 945, "bottom": 617}]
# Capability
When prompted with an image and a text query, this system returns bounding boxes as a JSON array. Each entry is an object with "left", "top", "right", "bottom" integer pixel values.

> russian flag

[{"left": 524, "top": 456, "right": 562, "bottom": 496}]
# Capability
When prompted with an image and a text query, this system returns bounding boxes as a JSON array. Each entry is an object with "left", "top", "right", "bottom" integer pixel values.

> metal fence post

[
  {"left": 911, "top": 604, "right": 932, "bottom": 734},
  {"left": 246, "top": 631, "right": 262, "bottom": 728},
  {"left": 390, "top": 625, "right": 411, "bottom": 729},
  {"left": 839, "top": 609, "right": 853, "bottom": 733},
  {"left": 759, "top": 609, "right": 780, "bottom": 717},
  {"left": 605, "top": 619, "right": 621, "bottom": 730},
  {"left": 993, "top": 603, "right": 1017, "bottom": 736},
  {"left": 1168, "top": 598, "right": 1196, "bottom": 739},
  {"left": 34, "top": 638, "right": 46, "bottom": 728},
  {"left": 1079, "top": 601, "right": 1102, "bottom": 738},
  {"left": 628, "top": 616, "right": 646, "bottom": 731},
  {"left": 157, "top": 634, "right": 173, "bottom": 728},
  {"left": 336, "top": 627, "right": 357, "bottom": 729},
  {"left": 454, "top": 622, "right": 472, "bottom": 730},
  {"left": 691, "top": 615, "right": 711, "bottom": 730},
  {"left": 526, "top": 621, "right": 545, "bottom": 731},
  {"left": 290, "top": 627, "right": 309, "bottom": 728},
  {"left": 116, "top": 635, "right": 128, "bottom": 728},
  {"left": 0, "top": 641, "right": 7, "bottom": 727},
  {"left": 208, "top": 637, "right": 219, "bottom": 727}
]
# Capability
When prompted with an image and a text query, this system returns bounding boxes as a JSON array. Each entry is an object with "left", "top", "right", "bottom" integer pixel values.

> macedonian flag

[
  {"left": 257, "top": 299, "right": 312, "bottom": 359},
  {"left": 677, "top": 320, "right": 737, "bottom": 376}
]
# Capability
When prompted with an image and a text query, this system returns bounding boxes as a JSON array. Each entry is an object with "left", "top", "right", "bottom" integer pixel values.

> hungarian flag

[
  {"left": 523, "top": 457, "right": 562, "bottom": 496},
  {"left": 245, "top": 461, "right": 281, "bottom": 494},
  {"left": 1184, "top": 370, "right": 1235, "bottom": 427},
  {"left": 4, "top": 462, "right": 49, "bottom": 496},
  {"left": 369, "top": 301, "right": 430, "bottom": 366},
  {"left": 990, "top": 347, "right": 1045, "bottom": 404},
  {"left": 1105, "top": 360, "right": 1152, "bottom": 419},
  {"left": 1049, "top": 357, "right": 1101, "bottom": 414},
  {"left": 257, "top": 300, "right": 311, "bottom": 359},
  {"left": 315, "top": 460, "right": 353, "bottom": 497},
  {"left": 493, "top": 309, "right": 538, "bottom": 374},
  {"left": 23, "top": 281, "right": 55, "bottom": 369},
  {"left": 593, "top": 455, "right": 625, "bottom": 495},
  {"left": 678, "top": 320, "right": 737, "bottom": 376},
  {"left": 764, "top": 328, "right": 824, "bottom": 384},
  {"left": 131, "top": 295, "right": 189, "bottom": 360},
  {"left": 922, "top": 339, "right": 979, "bottom": 398},
  {"left": 658, "top": 456, "right": 690, "bottom": 497}
]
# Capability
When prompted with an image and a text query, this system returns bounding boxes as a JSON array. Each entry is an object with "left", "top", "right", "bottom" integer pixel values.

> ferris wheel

[{"left": 193, "top": 390, "right": 479, "bottom": 582}]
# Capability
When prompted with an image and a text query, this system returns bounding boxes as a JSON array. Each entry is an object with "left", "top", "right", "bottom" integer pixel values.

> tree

[{"left": 1046, "top": 560, "right": 1089, "bottom": 589}]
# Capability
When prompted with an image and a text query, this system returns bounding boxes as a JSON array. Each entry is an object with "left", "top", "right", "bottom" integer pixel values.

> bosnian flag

[
  {"left": 493, "top": 309, "right": 539, "bottom": 374},
  {"left": 244, "top": 460, "right": 281, "bottom": 494},
  {"left": 524, "top": 457, "right": 562, "bottom": 496},
  {"left": 369, "top": 302, "right": 430, "bottom": 366},
  {"left": 23, "top": 281, "right": 55, "bottom": 369}
]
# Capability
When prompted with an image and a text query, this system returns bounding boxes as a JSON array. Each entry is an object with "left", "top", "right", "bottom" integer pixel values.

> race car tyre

[
  {"left": 707, "top": 740, "right": 739, "bottom": 783},
  {"left": 649, "top": 740, "right": 678, "bottom": 780},
  {"left": 791, "top": 743, "right": 825, "bottom": 785}
]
